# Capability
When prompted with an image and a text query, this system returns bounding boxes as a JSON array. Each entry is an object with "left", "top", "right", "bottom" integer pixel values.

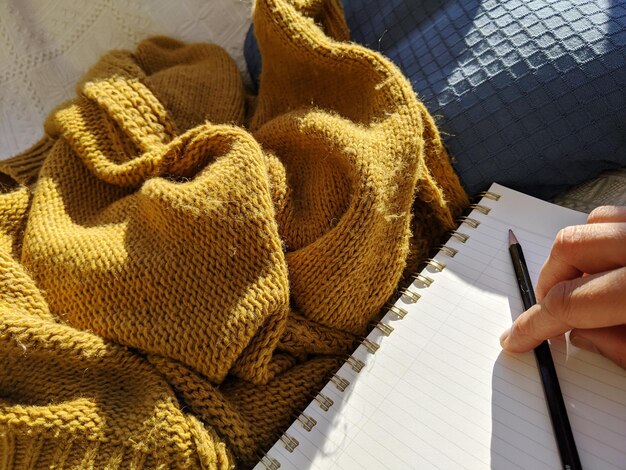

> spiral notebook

[{"left": 256, "top": 183, "right": 626, "bottom": 470}]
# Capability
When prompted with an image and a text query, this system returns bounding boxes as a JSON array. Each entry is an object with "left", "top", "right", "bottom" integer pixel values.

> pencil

[{"left": 508, "top": 229, "right": 582, "bottom": 470}]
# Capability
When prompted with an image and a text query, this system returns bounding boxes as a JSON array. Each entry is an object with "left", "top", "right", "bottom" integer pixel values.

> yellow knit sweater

[{"left": 0, "top": 0, "right": 468, "bottom": 468}]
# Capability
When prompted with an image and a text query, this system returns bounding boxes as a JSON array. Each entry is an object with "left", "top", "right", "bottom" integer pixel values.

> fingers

[
  {"left": 500, "top": 267, "right": 626, "bottom": 353},
  {"left": 570, "top": 325, "right": 626, "bottom": 369},
  {"left": 587, "top": 206, "right": 626, "bottom": 224},
  {"left": 535, "top": 223, "right": 626, "bottom": 300},
  {"left": 501, "top": 206, "right": 626, "bottom": 364}
]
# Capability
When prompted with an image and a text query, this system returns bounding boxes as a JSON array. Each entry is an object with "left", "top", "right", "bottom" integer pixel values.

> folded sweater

[{"left": 0, "top": 0, "right": 468, "bottom": 468}]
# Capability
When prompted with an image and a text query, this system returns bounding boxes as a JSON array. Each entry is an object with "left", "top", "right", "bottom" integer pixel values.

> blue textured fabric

[{"left": 244, "top": 0, "right": 626, "bottom": 199}]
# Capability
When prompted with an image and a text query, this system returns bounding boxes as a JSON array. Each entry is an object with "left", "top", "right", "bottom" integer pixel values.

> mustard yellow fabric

[{"left": 0, "top": 0, "right": 468, "bottom": 468}]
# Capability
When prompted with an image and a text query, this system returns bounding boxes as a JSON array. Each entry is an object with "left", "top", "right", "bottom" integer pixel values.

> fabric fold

[{"left": 0, "top": 0, "right": 468, "bottom": 468}]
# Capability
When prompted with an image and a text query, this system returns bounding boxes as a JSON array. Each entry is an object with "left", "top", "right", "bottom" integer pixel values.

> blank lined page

[{"left": 256, "top": 183, "right": 626, "bottom": 470}]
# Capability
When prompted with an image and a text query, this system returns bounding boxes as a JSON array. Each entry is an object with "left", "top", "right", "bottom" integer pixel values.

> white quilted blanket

[{"left": 0, "top": 0, "right": 252, "bottom": 159}]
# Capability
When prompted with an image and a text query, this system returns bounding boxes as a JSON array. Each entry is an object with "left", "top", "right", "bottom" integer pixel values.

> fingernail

[
  {"left": 499, "top": 327, "right": 511, "bottom": 347},
  {"left": 570, "top": 333, "right": 598, "bottom": 353}
]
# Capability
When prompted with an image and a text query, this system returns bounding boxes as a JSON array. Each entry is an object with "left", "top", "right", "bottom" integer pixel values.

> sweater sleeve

[
  {"left": 0, "top": 244, "right": 234, "bottom": 469},
  {"left": 0, "top": 136, "right": 52, "bottom": 188},
  {"left": 0, "top": 137, "right": 54, "bottom": 258}
]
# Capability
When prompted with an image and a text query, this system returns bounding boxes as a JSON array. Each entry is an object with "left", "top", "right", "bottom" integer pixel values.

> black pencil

[{"left": 508, "top": 229, "right": 582, "bottom": 470}]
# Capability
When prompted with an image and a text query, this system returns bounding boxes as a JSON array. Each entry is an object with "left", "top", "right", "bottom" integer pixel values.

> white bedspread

[{"left": 0, "top": 0, "right": 252, "bottom": 159}]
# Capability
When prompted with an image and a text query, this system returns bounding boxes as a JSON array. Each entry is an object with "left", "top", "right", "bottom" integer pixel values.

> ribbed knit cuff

[
  {"left": 0, "top": 431, "right": 205, "bottom": 469},
  {"left": 0, "top": 136, "right": 52, "bottom": 188}
]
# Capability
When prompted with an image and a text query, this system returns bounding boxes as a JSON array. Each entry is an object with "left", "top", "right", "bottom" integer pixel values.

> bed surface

[{"left": 0, "top": 0, "right": 623, "bottom": 210}]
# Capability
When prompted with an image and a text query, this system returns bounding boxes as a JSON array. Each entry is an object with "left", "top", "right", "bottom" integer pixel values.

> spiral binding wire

[
  {"left": 449, "top": 231, "right": 469, "bottom": 243},
  {"left": 425, "top": 258, "right": 446, "bottom": 272},
  {"left": 400, "top": 288, "right": 421, "bottom": 302},
  {"left": 388, "top": 305, "right": 408, "bottom": 319},
  {"left": 412, "top": 273, "right": 433, "bottom": 287},
  {"left": 296, "top": 413, "right": 317, "bottom": 431},
  {"left": 314, "top": 393, "right": 334, "bottom": 411},
  {"left": 346, "top": 355, "right": 366, "bottom": 372},
  {"left": 468, "top": 203, "right": 491, "bottom": 215},
  {"left": 258, "top": 453, "right": 281, "bottom": 470},
  {"left": 262, "top": 190, "right": 502, "bottom": 468},
  {"left": 459, "top": 216, "right": 480, "bottom": 228},
  {"left": 374, "top": 321, "right": 394, "bottom": 336},
  {"left": 438, "top": 245, "right": 458, "bottom": 257},
  {"left": 361, "top": 338, "right": 380, "bottom": 354},
  {"left": 280, "top": 433, "right": 299, "bottom": 453},
  {"left": 330, "top": 374, "right": 350, "bottom": 391},
  {"left": 478, "top": 190, "right": 501, "bottom": 201}
]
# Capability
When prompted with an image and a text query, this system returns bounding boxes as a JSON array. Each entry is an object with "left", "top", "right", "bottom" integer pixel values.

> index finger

[{"left": 500, "top": 267, "right": 626, "bottom": 353}]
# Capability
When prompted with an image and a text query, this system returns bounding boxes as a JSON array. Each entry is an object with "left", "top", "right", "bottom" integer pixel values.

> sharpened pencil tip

[{"left": 508, "top": 229, "right": 519, "bottom": 246}]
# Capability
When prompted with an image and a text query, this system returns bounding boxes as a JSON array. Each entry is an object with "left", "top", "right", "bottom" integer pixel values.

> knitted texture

[
  {"left": 0, "top": 0, "right": 468, "bottom": 468},
  {"left": 246, "top": 0, "right": 626, "bottom": 200}
]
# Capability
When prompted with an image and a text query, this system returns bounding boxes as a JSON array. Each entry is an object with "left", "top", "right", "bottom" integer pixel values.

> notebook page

[{"left": 256, "top": 183, "right": 626, "bottom": 470}]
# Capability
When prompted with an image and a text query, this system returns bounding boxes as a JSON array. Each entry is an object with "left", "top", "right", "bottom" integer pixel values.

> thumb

[{"left": 570, "top": 325, "right": 626, "bottom": 369}]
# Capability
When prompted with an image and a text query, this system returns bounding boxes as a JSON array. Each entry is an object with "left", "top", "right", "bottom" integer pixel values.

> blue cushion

[{"left": 245, "top": 0, "right": 626, "bottom": 199}]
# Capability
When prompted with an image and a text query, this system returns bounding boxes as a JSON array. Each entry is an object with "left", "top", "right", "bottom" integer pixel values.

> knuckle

[
  {"left": 511, "top": 315, "right": 536, "bottom": 341},
  {"left": 588, "top": 206, "right": 612, "bottom": 223},
  {"left": 552, "top": 227, "right": 574, "bottom": 259},
  {"left": 543, "top": 280, "right": 575, "bottom": 326},
  {"left": 551, "top": 225, "right": 587, "bottom": 262}
]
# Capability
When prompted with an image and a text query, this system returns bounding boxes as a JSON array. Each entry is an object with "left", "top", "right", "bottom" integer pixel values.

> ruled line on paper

[{"left": 254, "top": 184, "right": 626, "bottom": 470}]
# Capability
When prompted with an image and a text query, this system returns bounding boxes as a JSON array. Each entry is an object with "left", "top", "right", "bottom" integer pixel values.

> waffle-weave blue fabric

[{"left": 245, "top": 0, "right": 626, "bottom": 199}]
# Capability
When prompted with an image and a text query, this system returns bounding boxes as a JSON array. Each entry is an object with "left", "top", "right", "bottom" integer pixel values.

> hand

[{"left": 499, "top": 206, "right": 626, "bottom": 368}]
